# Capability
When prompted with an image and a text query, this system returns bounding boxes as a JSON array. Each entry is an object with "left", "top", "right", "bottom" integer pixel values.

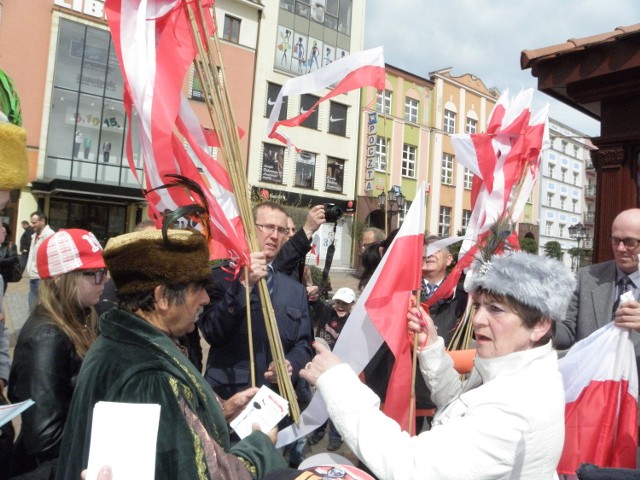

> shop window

[
  {"left": 266, "top": 82, "right": 288, "bottom": 120},
  {"left": 328, "top": 102, "right": 347, "bottom": 136},
  {"left": 44, "top": 18, "right": 142, "bottom": 188},
  {"left": 261, "top": 143, "right": 285, "bottom": 184},
  {"left": 300, "top": 94, "right": 319, "bottom": 129},
  {"left": 295, "top": 151, "right": 316, "bottom": 188},
  {"left": 325, "top": 157, "right": 345, "bottom": 193}
]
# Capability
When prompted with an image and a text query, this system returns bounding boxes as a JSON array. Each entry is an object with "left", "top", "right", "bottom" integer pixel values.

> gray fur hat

[{"left": 467, "top": 250, "right": 576, "bottom": 322}]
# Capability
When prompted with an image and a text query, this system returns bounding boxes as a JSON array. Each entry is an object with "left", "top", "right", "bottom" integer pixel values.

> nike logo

[
  {"left": 267, "top": 98, "right": 276, "bottom": 106},
  {"left": 300, "top": 107, "right": 308, "bottom": 114},
  {"left": 329, "top": 116, "right": 344, "bottom": 123}
]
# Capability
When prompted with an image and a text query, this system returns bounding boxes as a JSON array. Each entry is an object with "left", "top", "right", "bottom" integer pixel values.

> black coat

[{"left": 8, "top": 307, "right": 83, "bottom": 475}]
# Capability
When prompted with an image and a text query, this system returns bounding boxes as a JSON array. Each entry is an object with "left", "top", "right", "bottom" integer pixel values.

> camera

[{"left": 323, "top": 203, "right": 343, "bottom": 223}]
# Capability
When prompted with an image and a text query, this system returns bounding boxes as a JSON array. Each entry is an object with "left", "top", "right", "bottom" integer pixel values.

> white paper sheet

[
  {"left": 230, "top": 385, "right": 288, "bottom": 439},
  {"left": 0, "top": 399, "right": 34, "bottom": 428},
  {"left": 86, "top": 401, "right": 161, "bottom": 480}
]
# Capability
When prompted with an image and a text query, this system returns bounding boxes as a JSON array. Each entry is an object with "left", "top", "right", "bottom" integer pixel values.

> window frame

[
  {"left": 404, "top": 97, "right": 418, "bottom": 123},
  {"left": 222, "top": 15, "right": 241, "bottom": 43},
  {"left": 401, "top": 144, "right": 416, "bottom": 178},
  {"left": 444, "top": 109, "right": 456, "bottom": 134},
  {"left": 441, "top": 153, "right": 454, "bottom": 185}
]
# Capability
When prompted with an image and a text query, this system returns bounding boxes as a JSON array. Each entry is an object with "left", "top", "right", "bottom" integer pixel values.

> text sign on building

[
  {"left": 54, "top": 0, "right": 106, "bottom": 19},
  {"left": 364, "top": 112, "right": 377, "bottom": 192}
]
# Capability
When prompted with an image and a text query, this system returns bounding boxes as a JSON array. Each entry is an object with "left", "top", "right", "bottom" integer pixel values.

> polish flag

[
  {"left": 451, "top": 89, "right": 548, "bottom": 259},
  {"left": 277, "top": 183, "right": 426, "bottom": 446},
  {"left": 267, "top": 47, "right": 386, "bottom": 148},
  {"left": 105, "top": 0, "right": 249, "bottom": 265},
  {"left": 557, "top": 323, "right": 639, "bottom": 474}
]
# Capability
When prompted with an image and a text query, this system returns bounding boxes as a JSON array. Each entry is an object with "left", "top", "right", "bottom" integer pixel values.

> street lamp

[
  {"left": 568, "top": 222, "right": 590, "bottom": 271},
  {"left": 378, "top": 187, "right": 405, "bottom": 233}
]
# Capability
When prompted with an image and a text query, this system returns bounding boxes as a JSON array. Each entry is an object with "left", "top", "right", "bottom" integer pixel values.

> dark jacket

[
  {"left": 8, "top": 307, "right": 83, "bottom": 475},
  {"left": 56, "top": 308, "right": 285, "bottom": 480},
  {"left": 0, "top": 242, "right": 18, "bottom": 287},
  {"left": 199, "top": 265, "right": 313, "bottom": 400},
  {"left": 20, "top": 228, "right": 32, "bottom": 256},
  {"left": 272, "top": 228, "right": 312, "bottom": 283},
  {"left": 313, "top": 301, "right": 348, "bottom": 351}
]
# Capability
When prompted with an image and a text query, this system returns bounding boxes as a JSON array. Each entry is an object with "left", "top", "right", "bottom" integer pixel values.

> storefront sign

[
  {"left": 364, "top": 112, "right": 377, "bottom": 192},
  {"left": 54, "top": 0, "right": 106, "bottom": 19}
]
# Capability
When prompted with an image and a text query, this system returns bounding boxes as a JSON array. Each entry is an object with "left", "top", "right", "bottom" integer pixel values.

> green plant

[
  {"left": 543, "top": 241, "right": 563, "bottom": 260},
  {"left": 519, "top": 236, "right": 538, "bottom": 254}
]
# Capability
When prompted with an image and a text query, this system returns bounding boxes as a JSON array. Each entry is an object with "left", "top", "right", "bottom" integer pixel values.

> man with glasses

[
  {"left": 199, "top": 202, "right": 313, "bottom": 406},
  {"left": 557, "top": 208, "right": 640, "bottom": 359}
]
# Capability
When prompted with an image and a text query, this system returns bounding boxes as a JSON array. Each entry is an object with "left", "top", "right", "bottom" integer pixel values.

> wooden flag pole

[{"left": 185, "top": 1, "right": 300, "bottom": 422}]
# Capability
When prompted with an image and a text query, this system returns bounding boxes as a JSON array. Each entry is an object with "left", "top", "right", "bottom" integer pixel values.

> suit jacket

[
  {"left": 199, "top": 265, "right": 313, "bottom": 400},
  {"left": 557, "top": 260, "right": 640, "bottom": 355}
]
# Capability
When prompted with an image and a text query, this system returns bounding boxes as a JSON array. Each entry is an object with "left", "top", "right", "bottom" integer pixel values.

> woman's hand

[
  {"left": 407, "top": 305, "right": 438, "bottom": 349},
  {"left": 222, "top": 387, "right": 259, "bottom": 422},
  {"left": 300, "top": 341, "right": 341, "bottom": 386}
]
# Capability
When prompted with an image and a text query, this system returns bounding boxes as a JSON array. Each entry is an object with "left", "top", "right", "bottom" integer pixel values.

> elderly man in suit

[{"left": 556, "top": 208, "right": 640, "bottom": 357}]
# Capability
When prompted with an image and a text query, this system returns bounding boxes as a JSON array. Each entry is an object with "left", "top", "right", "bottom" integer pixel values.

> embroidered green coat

[{"left": 56, "top": 308, "right": 286, "bottom": 480}]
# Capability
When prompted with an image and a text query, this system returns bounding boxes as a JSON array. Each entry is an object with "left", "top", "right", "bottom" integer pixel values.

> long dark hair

[{"left": 357, "top": 229, "right": 400, "bottom": 291}]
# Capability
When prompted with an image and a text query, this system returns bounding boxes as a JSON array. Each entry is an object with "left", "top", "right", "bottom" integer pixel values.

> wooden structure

[{"left": 521, "top": 24, "right": 640, "bottom": 263}]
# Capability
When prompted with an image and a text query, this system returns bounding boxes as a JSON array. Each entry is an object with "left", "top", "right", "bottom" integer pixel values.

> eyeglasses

[
  {"left": 82, "top": 268, "right": 108, "bottom": 285},
  {"left": 255, "top": 223, "right": 289, "bottom": 236},
  {"left": 611, "top": 237, "right": 640, "bottom": 249}
]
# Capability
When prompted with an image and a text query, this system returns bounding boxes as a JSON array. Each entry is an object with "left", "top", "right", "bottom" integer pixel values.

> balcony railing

[{"left": 584, "top": 185, "right": 597, "bottom": 197}]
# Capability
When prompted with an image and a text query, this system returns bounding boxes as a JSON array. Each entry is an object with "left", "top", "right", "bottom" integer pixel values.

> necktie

[
  {"left": 266, "top": 265, "right": 274, "bottom": 295},
  {"left": 613, "top": 276, "right": 631, "bottom": 312},
  {"left": 422, "top": 282, "right": 436, "bottom": 300}
]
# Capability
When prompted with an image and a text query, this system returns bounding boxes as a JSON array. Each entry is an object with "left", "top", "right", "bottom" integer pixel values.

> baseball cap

[
  {"left": 37, "top": 229, "right": 106, "bottom": 279},
  {"left": 332, "top": 287, "right": 355, "bottom": 304}
]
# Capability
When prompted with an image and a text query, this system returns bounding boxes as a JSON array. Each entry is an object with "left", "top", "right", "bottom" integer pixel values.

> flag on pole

[
  {"left": 267, "top": 47, "right": 386, "bottom": 148},
  {"left": 557, "top": 323, "right": 639, "bottom": 474},
  {"left": 277, "top": 182, "right": 426, "bottom": 446},
  {"left": 105, "top": 0, "right": 249, "bottom": 264}
]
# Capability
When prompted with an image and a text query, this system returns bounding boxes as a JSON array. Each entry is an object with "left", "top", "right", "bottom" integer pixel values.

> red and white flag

[
  {"left": 557, "top": 323, "right": 639, "bottom": 474},
  {"left": 451, "top": 89, "right": 548, "bottom": 259},
  {"left": 267, "top": 46, "right": 385, "bottom": 148},
  {"left": 277, "top": 183, "right": 426, "bottom": 446},
  {"left": 105, "top": 0, "right": 249, "bottom": 264}
]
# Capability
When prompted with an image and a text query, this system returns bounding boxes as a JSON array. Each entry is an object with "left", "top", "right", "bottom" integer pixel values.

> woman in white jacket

[{"left": 301, "top": 251, "right": 575, "bottom": 480}]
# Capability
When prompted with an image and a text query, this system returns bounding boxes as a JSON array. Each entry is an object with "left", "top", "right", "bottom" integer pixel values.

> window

[
  {"left": 300, "top": 94, "right": 319, "bottom": 129},
  {"left": 465, "top": 117, "right": 477, "bottom": 134},
  {"left": 261, "top": 143, "right": 285, "bottom": 184},
  {"left": 560, "top": 196, "right": 566, "bottom": 210},
  {"left": 266, "top": 82, "right": 288, "bottom": 120},
  {"left": 328, "top": 102, "right": 347, "bottom": 136},
  {"left": 444, "top": 109, "right": 456, "bottom": 134},
  {"left": 547, "top": 192, "right": 554, "bottom": 206},
  {"left": 294, "top": 151, "right": 316, "bottom": 188},
  {"left": 325, "top": 157, "right": 345, "bottom": 193},
  {"left": 546, "top": 222, "right": 553, "bottom": 236},
  {"left": 462, "top": 209, "right": 472, "bottom": 234},
  {"left": 561, "top": 168, "right": 567, "bottom": 182},
  {"left": 223, "top": 15, "right": 240, "bottom": 43},
  {"left": 44, "top": 19, "right": 141, "bottom": 188},
  {"left": 561, "top": 140, "right": 568, "bottom": 153},
  {"left": 441, "top": 153, "right": 453, "bottom": 185},
  {"left": 402, "top": 144, "right": 416, "bottom": 178},
  {"left": 376, "top": 89, "right": 392, "bottom": 115},
  {"left": 398, "top": 200, "right": 411, "bottom": 226},
  {"left": 547, "top": 164, "right": 555, "bottom": 178},
  {"left": 439, "top": 207, "right": 451, "bottom": 237},
  {"left": 463, "top": 168, "right": 473, "bottom": 190},
  {"left": 375, "top": 136, "right": 387, "bottom": 171},
  {"left": 404, "top": 97, "right": 418, "bottom": 123},
  {"left": 559, "top": 224, "right": 565, "bottom": 238},
  {"left": 572, "top": 198, "right": 578, "bottom": 212}
]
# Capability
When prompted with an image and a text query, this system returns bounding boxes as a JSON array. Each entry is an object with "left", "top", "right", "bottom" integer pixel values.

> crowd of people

[{"left": 0, "top": 205, "right": 638, "bottom": 480}]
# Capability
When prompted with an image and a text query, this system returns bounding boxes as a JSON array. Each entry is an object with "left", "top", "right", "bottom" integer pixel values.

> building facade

[
  {"left": 538, "top": 119, "right": 595, "bottom": 269},
  {"left": 246, "top": 0, "right": 366, "bottom": 270},
  {"left": 356, "top": 65, "right": 434, "bottom": 243}
]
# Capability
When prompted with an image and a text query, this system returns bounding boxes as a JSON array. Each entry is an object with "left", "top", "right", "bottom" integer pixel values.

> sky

[{"left": 363, "top": 0, "right": 640, "bottom": 137}]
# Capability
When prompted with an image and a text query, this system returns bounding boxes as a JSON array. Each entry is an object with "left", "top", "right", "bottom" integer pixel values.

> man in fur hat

[{"left": 56, "top": 229, "right": 286, "bottom": 480}]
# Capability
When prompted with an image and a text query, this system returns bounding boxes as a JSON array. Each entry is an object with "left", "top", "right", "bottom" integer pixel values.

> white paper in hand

[
  {"left": 229, "top": 385, "right": 288, "bottom": 439},
  {"left": 86, "top": 401, "right": 161, "bottom": 480}
]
